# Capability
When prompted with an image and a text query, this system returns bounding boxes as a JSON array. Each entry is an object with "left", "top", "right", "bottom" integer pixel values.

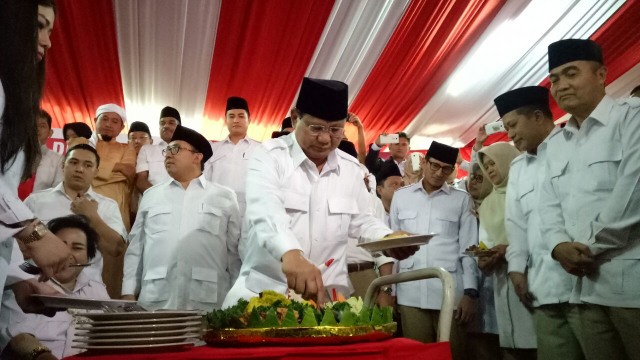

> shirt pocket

[
  {"left": 189, "top": 267, "right": 218, "bottom": 303},
  {"left": 517, "top": 183, "right": 535, "bottom": 217},
  {"left": 140, "top": 266, "right": 170, "bottom": 302},
  {"left": 328, "top": 197, "right": 359, "bottom": 239},
  {"left": 587, "top": 144, "right": 621, "bottom": 191},
  {"left": 398, "top": 210, "right": 418, "bottom": 232},
  {"left": 199, "top": 204, "right": 222, "bottom": 235},
  {"left": 146, "top": 205, "right": 172, "bottom": 235},
  {"left": 434, "top": 214, "right": 458, "bottom": 238},
  {"left": 549, "top": 160, "right": 570, "bottom": 198}
]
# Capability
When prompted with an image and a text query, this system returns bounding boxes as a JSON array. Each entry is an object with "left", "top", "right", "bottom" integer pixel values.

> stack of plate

[{"left": 72, "top": 311, "right": 204, "bottom": 352}]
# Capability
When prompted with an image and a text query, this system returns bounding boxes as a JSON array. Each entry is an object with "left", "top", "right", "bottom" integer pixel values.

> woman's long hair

[{"left": 0, "top": 0, "right": 56, "bottom": 181}]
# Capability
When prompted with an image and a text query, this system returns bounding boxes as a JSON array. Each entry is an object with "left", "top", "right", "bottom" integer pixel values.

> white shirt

[
  {"left": 390, "top": 181, "right": 478, "bottom": 309},
  {"left": 203, "top": 136, "right": 260, "bottom": 214},
  {"left": 23, "top": 183, "right": 127, "bottom": 283},
  {"left": 505, "top": 127, "right": 572, "bottom": 306},
  {"left": 136, "top": 141, "right": 170, "bottom": 186},
  {"left": 539, "top": 95, "right": 640, "bottom": 308},
  {"left": 123, "top": 175, "right": 241, "bottom": 311},
  {"left": 222, "top": 134, "right": 392, "bottom": 307},
  {"left": 33, "top": 145, "right": 63, "bottom": 192},
  {"left": 0, "top": 271, "right": 109, "bottom": 358}
]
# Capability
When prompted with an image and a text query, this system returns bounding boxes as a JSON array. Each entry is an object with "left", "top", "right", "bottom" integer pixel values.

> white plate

[
  {"left": 31, "top": 294, "right": 137, "bottom": 310},
  {"left": 357, "top": 234, "right": 436, "bottom": 252},
  {"left": 76, "top": 310, "right": 203, "bottom": 321},
  {"left": 76, "top": 315, "right": 203, "bottom": 326},
  {"left": 71, "top": 340, "right": 197, "bottom": 351},
  {"left": 73, "top": 334, "right": 199, "bottom": 345},
  {"left": 75, "top": 326, "right": 203, "bottom": 338},
  {"left": 75, "top": 320, "right": 203, "bottom": 333}
]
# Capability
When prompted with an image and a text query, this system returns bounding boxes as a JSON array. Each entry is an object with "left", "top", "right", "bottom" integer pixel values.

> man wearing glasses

[
  {"left": 223, "top": 77, "right": 414, "bottom": 307},
  {"left": 390, "top": 141, "right": 478, "bottom": 359},
  {"left": 122, "top": 126, "right": 241, "bottom": 311}
]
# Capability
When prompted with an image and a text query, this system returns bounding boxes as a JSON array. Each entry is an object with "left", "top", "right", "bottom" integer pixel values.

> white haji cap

[{"left": 95, "top": 103, "right": 127, "bottom": 125}]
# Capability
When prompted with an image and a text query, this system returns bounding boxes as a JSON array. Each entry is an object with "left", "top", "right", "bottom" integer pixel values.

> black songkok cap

[
  {"left": 128, "top": 121, "right": 152, "bottom": 136},
  {"left": 548, "top": 39, "right": 603, "bottom": 72},
  {"left": 281, "top": 117, "right": 293, "bottom": 131},
  {"left": 494, "top": 86, "right": 550, "bottom": 118},
  {"left": 226, "top": 97, "right": 250, "bottom": 117},
  {"left": 376, "top": 161, "right": 402, "bottom": 185},
  {"left": 427, "top": 141, "right": 458, "bottom": 165},
  {"left": 295, "top": 77, "right": 348, "bottom": 121},
  {"left": 338, "top": 140, "right": 358, "bottom": 159},
  {"left": 160, "top": 106, "right": 181, "bottom": 124},
  {"left": 62, "top": 122, "right": 93, "bottom": 140},
  {"left": 170, "top": 125, "right": 213, "bottom": 163}
]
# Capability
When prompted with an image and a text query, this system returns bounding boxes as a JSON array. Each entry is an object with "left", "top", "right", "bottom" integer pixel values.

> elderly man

[
  {"left": 390, "top": 141, "right": 478, "bottom": 360},
  {"left": 204, "top": 97, "right": 260, "bottom": 215},
  {"left": 123, "top": 126, "right": 241, "bottom": 311},
  {"left": 223, "top": 77, "right": 413, "bottom": 307},
  {"left": 23, "top": 144, "right": 127, "bottom": 298},
  {"left": 91, "top": 104, "right": 137, "bottom": 231},
  {"left": 539, "top": 39, "right": 640, "bottom": 360},
  {"left": 135, "top": 106, "right": 180, "bottom": 193}
]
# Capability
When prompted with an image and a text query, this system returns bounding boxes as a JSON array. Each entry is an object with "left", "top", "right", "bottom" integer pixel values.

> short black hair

[
  {"left": 65, "top": 144, "right": 100, "bottom": 167},
  {"left": 47, "top": 215, "right": 98, "bottom": 260},
  {"left": 38, "top": 109, "right": 52, "bottom": 129},
  {"left": 398, "top": 132, "right": 410, "bottom": 143},
  {"left": 515, "top": 104, "right": 553, "bottom": 120},
  {"left": 62, "top": 122, "right": 93, "bottom": 141},
  {"left": 631, "top": 85, "right": 640, "bottom": 97}
]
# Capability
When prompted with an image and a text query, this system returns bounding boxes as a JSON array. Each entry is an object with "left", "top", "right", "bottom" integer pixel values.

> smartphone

[
  {"left": 410, "top": 152, "right": 421, "bottom": 172},
  {"left": 379, "top": 134, "right": 400, "bottom": 145},
  {"left": 484, "top": 120, "right": 506, "bottom": 135}
]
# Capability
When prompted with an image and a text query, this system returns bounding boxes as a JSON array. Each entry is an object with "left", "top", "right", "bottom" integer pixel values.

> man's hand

[
  {"left": 477, "top": 254, "right": 502, "bottom": 275},
  {"left": 18, "top": 230, "right": 70, "bottom": 280},
  {"left": 70, "top": 194, "right": 99, "bottom": 221},
  {"left": 455, "top": 295, "right": 477, "bottom": 324},
  {"left": 12, "top": 279, "right": 62, "bottom": 316},
  {"left": 281, "top": 250, "right": 325, "bottom": 304},
  {"left": 509, "top": 272, "right": 535, "bottom": 309},
  {"left": 121, "top": 294, "right": 136, "bottom": 301},
  {"left": 381, "top": 231, "right": 419, "bottom": 260},
  {"left": 374, "top": 133, "right": 387, "bottom": 147},
  {"left": 552, "top": 242, "right": 596, "bottom": 277},
  {"left": 473, "top": 126, "right": 488, "bottom": 151},
  {"left": 376, "top": 293, "right": 396, "bottom": 308},
  {"left": 113, "top": 163, "right": 136, "bottom": 183},
  {"left": 347, "top": 113, "right": 363, "bottom": 129}
]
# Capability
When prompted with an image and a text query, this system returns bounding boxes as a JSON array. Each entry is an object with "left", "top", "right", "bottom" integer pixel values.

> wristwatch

[
  {"left": 20, "top": 221, "right": 49, "bottom": 245},
  {"left": 380, "top": 285, "right": 393, "bottom": 295},
  {"left": 464, "top": 288, "right": 479, "bottom": 299},
  {"left": 28, "top": 345, "right": 52, "bottom": 360}
]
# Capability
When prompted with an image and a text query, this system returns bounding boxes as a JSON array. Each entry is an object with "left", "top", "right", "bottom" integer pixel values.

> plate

[
  {"left": 76, "top": 310, "right": 203, "bottom": 321},
  {"left": 464, "top": 250, "right": 498, "bottom": 257},
  {"left": 31, "top": 294, "right": 137, "bottom": 310},
  {"left": 204, "top": 323, "right": 396, "bottom": 347},
  {"left": 75, "top": 320, "right": 203, "bottom": 333},
  {"left": 73, "top": 334, "right": 199, "bottom": 345},
  {"left": 71, "top": 340, "right": 197, "bottom": 352},
  {"left": 75, "top": 326, "right": 203, "bottom": 338},
  {"left": 357, "top": 234, "right": 435, "bottom": 252},
  {"left": 75, "top": 315, "right": 203, "bottom": 326}
]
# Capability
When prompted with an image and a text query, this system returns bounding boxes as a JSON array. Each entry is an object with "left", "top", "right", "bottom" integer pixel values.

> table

[{"left": 64, "top": 338, "right": 452, "bottom": 360}]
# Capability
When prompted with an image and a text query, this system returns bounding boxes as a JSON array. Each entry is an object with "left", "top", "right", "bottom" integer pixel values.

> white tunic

[
  {"left": 390, "top": 181, "right": 478, "bottom": 309},
  {"left": 136, "top": 141, "right": 170, "bottom": 186},
  {"left": 123, "top": 175, "right": 241, "bottom": 311},
  {"left": 223, "top": 134, "right": 392, "bottom": 307},
  {"left": 539, "top": 95, "right": 640, "bottom": 308},
  {"left": 33, "top": 145, "right": 63, "bottom": 192}
]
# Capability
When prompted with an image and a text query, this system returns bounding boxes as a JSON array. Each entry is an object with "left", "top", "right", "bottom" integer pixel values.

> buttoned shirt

[
  {"left": 222, "top": 134, "right": 392, "bottom": 307},
  {"left": 539, "top": 95, "right": 640, "bottom": 308},
  {"left": 136, "top": 141, "right": 170, "bottom": 186},
  {"left": 203, "top": 136, "right": 260, "bottom": 215},
  {"left": 123, "top": 175, "right": 241, "bottom": 311},
  {"left": 23, "top": 183, "right": 127, "bottom": 284},
  {"left": 0, "top": 271, "right": 109, "bottom": 358},
  {"left": 505, "top": 127, "right": 573, "bottom": 306},
  {"left": 390, "top": 181, "right": 478, "bottom": 309},
  {"left": 33, "top": 145, "right": 63, "bottom": 192}
]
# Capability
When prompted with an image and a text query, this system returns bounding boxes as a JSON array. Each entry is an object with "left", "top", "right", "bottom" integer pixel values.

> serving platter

[
  {"left": 31, "top": 294, "right": 137, "bottom": 310},
  {"left": 75, "top": 326, "right": 203, "bottom": 338},
  {"left": 358, "top": 234, "right": 435, "bottom": 252},
  {"left": 75, "top": 320, "right": 203, "bottom": 333}
]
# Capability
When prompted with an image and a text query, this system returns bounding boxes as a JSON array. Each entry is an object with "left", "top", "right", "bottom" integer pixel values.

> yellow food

[{"left": 382, "top": 233, "right": 410, "bottom": 240}]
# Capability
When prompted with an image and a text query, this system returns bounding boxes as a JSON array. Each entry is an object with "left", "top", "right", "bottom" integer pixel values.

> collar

[
  {"left": 223, "top": 135, "right": 250, "bottom": 144},
  {"left": 56, "top": 182, "right": 98, "bottom": 200},
  {"left": 72, "top": 271, "right": 92, "bottom": 292},
  {"left": 169, "top": 173, "right": 208, "bottom": 189},
  {"left": 290, "top": 134, "right": 340, "bottom": 174},
  {"left": 40, "top": 144, "right": 49, "bottom": 153},
  {"left": 524, "top": 126, "right": 562, "bottom": 162},
  {"left": 564, "top": 95, "right": 614, "bottom": 133},
  {"left": 407, "top": 179, "right": 450, "bottom": 195}
]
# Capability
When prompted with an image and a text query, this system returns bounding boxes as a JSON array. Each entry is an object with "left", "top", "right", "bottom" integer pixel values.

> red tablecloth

[{"left": 64, "top": 338, "right": 451, "bottom": 360}]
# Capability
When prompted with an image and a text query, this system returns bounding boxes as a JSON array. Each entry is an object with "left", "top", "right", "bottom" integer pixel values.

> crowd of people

[{"left": 1, "top": 1, "right": 639, "bottom": 360}]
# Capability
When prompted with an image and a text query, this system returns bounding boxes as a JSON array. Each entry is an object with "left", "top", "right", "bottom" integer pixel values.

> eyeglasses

[
  {"left": 427, "top": 160, "right": 455, "bottom": 175},
  {"left": 303, "top": 120, "right": 345, "bottom": 138},
  {"left": 162, "top": 145, "right": 198, "bottom": 156},
  {"left": 470, "top": 174, "right": 483, "bottom": 183}
]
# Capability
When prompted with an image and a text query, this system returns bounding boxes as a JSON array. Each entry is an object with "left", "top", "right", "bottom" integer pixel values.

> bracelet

[{"left": 28, "top": 345, "right": 51, "bottom": 360}]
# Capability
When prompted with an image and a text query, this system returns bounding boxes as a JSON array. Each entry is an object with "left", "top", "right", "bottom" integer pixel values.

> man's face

[
  {"left": 225, "top": 109, "right": 249, "bottom": 137},
  {"left": 549, "top": 60, "right": 607, "bottom": 115},
  {"left": 502, "top": 110, "right": 542, "bottom": 153},
  {"left": 164, "top": 140, "right": 201, "bottom": 178},
  {"left": 159, "top": 117, "right": 179, "bottom": 143},
  {"left": 36, "top": 116, "right": 52, "bottom": 146},
  {"left": 423, "top": 157, "right": 454, "bottom": 189},
  {"left": 54, "top": 227, "right": 88, "bottom": 283},
  {"left": 96, "top": 112, "right": 124, "bottom": 141},
  {"left": 63, "top": 149, "right": 98, "bottom": 192},
  {"left": 388, "top": 137, "right": 410, "bottom": 159},
  {"left": 128, "top": 131, "right": 151, "bottom": 154},
  {"left": 295, "top": 115, "right": 345, "bottom": 163},
  {"left": 377, "top": 176, "right": 404, "bottom": 204}
]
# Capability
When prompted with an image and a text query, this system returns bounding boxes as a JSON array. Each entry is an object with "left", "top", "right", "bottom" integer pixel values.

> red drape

[
  {"left": 201, "top": 0, "right": 335, "bottom": 140},
  {"left": 41, "top": 0, "right": 125, "bottom": 129},
  {"left": 350, "top": 0, "right": 507, "bottom": 145}
]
